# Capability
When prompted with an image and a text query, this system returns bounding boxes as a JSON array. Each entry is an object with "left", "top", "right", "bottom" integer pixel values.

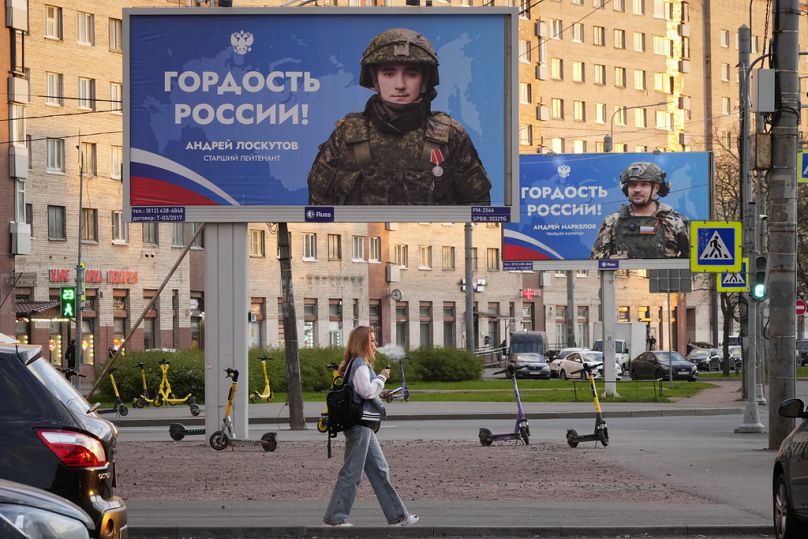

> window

[
  {"left": 519, "top": 82, "right": 532, "bottom": 104},
  {"left": 10, "top": 105, "right": 24, "bottom": 146},
  {"left": 720, "top": 29, "right": 729, "bottom": 48},
  {"left": 721, "top": 97, "right": 731, "bottom": 115},
  {"left": 443, "top": 302, "right": 456, "bottom": 347},
  {"left": 593, "top": 26, "right": 605, "bottom": 46},
  {"left": 551, "top": 19, "right": 563, "bottom": 39},
  {"left": 78, "top": 78, "right": 96, "bottom": 110},
  {"left": 573, "top": 140, "right": 586, "bottom": 153},
  {"left": 142, "top": 222, "right": 159, "bottom": 245},
  {"left": 551, "top": 58, "right": 563, "bottom": 80},
  {"left": 327, "top": 234, "right": 342, "bottom": 260},
  {"left": 80, "top": 208, "right": 97, "bottom": 241},
  {"left": 639, "top": 306, "right": 651, "bottom": 321},
  {"left": 635, "top": 145, "right": 648, "bottom": 152},
  {"left": 594, "top": 64, "right": 606, "bottom": 85},
  {"left": 551, "top": 138, "right": 565, "bottom": 153},
  {"left": 109, "top": 82, "right": 122, "bottom": 112},
  {"left": 617, "top": 306, "right": 630, "bottom": 322},
  {"left": 109, "top": 18, "right": 122, "bottom": 51},
  {"left": 442, "top": 246, "right": 455, "bottom": 270},
  {"left": 572, "top": 23, "right": 584, "bottom": 43},
  {"left": 655, "top": 110, "right": 672, "bottom": 129},
  {"left": 112, "top": 210, "right": 127, "bottom": 243},
  {"left": 487, "top": 248, "right": 500, "bottom": 271},
  {"left": 419, "top": 245, "right": 432, "bottom": 269},
  {"left": 352, "top": 235, "right": 365, "bottom": 261},
  {"left": 470, "top": 247, "right": 479, "bottom": 270},
  {"left": 172, "top": 223, "right": 185, "bottom": 246},
  {"left": 26, "top": 135, "right": 32, "bottom": 169},
  {"left": 328, "top": 299, "right": 343, "bottom": 347},
  {"left": 45, "top": 5, "right": 62, "bottom": 39},
  {"left": 593, "top": 0, "right": 604, "bottom": 6},
  {"left": 551, "top": 98, "right": 564, "bottom": 119},
  {"left": 682, "top": 36, "right": 691, "bottom": 59},
  {"left": 654, "top": 72, "right": 672, "bottom": 93},
  {"left": 572, "top": 61, "right": 585, "bottom": 82},
  {"left": 614, "top": 106, "right": 626, "bottom": 126},
  {"left": 633, "top": 0, "right": 645, "bottom": 15},
  {"left": 634, "top": 69, "right": 646, "bottom": 90},
  {"left": 614, "top": 67, "right": 627, "bottom": 88},
  {"left": 48, "top": 206, "right": 66, "bottom": 240},
  {"left": 614, "top": 0, "right": 625, "bottom": 10},
  {"left": 518, "top": 124, "right": 533, "bottom": 146},
  {"left": 595, "top": 103, "right": 606, "bottom": 123},
  {"left": 635, "top": 108, "right": 647, "bottom": 127},
  {"left": 614, "top": 29, "right": 626, "bottom": 49},
  {"left": 46, "top": 138, "right": 64, "bottom": 173},
  {"left": 653, "top": 35, "right": 669, "bottom": 55},
  {"left": 395, "top": 302, "right": 409, "bottom": 348},
  {"left": 369, "top": 236, "right": 381, "bottom": 262},
  {"left": 250, "top": 229, "right": 265, "bottom": 257},
  {"left": 573, "top": 100, "right": 586, "bottom": 121},
  {"left": 191, "top": 222, "right": 204, "bottom": 248},
  {"left": 16, "top": 181, "right": 25, "bottom": 224},
  {"left": 721, "top": 63, "right": 730, "bottom": 82},
  {"left": 633, "top": 32, "right": 645, "bottom": 51},
  {"left": 303, "top": 233, "right": 317, "bottom": 260},
  {"left": 46, "top": 73, "right": 63, "bottom": 106},
  {"left": 77, "top": 12, "right": 94, "bottom": 45},
  {"left": 111, "top": 146, "right": 122, "bottom": 179},
  {"left": 80, "top": 142, "right": 96, "bottom": 176},
  {"left": 419, "top": 302, "right": 433, "bottom": 347},
  {"left": 395, "top": 244, "right": 409, "bottom": 269},
  {"left": 518, "top": 40, "right": 531, "bottom": 63},
  {"left": 572, "top": 0, "right": 584, "bottom": 4},
  {"left": 303, "top": 299, "right": 318, "bottom": 348}
]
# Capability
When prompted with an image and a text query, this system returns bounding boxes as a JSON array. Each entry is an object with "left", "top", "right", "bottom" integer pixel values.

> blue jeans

[{"left": 323, "top": 425, "right": 408, "bottom": 525}]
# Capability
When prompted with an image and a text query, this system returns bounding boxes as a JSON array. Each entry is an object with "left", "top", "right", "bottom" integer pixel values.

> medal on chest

[{"left": 430, "top": 148, "right": 444, "bottom": 177}]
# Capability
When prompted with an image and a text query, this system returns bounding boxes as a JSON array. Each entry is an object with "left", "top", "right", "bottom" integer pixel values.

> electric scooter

[
  {"left": 249, "top": 354, "right": 274, "bottom": 403},
  {"left": 156, "top": 358, "right": 201, "bottom": 416},
  {"left": 317, "top": 362, "right": 341, "bottom": 433},
  {"left": 565, "top": 362, "right": 609, "bottom": 448},
  {"left": 382, "top": 357, "right": 410, "bottom": 403},
  {"left": 96, "top": 367, "right": 129, "bottom": 416},
  {"left": 131, "top": 362, "right": 158, "bottom": 408},
  {"left": 209, "top": 368, "right": 277, "bottom": 452},
  {"left": 478, "top": 364, "right": 530, "bottom": 446}
]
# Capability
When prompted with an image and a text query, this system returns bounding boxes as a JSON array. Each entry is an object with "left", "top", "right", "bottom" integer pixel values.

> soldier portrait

[
  {"left": 590, "top": 161, "right": 690, "bottom": 259},
  {"left": 307, "top": 28, "right": 492, "bottom": 206}
]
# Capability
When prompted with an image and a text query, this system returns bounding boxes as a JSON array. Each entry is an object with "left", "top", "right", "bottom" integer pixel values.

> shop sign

[
  {"left": 107, "top": 270, "right": 139, "bottom": 284},
  {"left": 49, "top": 269, "right": 71, "bottom": 283}
]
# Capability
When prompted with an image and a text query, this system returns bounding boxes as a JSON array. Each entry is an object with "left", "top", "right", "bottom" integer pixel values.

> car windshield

[
  {"left": 655, "top": 351, "right": 687, "bottom": 363},
  {"left": 516, "top": 353, "right": 546, "bottom": 364},
  {"left": 27, "top": 358, "right": 94, "bottom": 416},
  {"left": 689, "top": 350, "right": 708, "bottom": 358},
  {"left": 581, "top": 351, "right": 603, "bottom": 363}
]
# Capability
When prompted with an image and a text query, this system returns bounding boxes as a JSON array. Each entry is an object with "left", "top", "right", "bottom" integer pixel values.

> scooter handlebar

[
  {"left": 258, "top": 354, "right": 272, "bottom": 361},
  {"left": 133, "top": 363, "right": 145, "bottom": 368},
  {"left": 224, "top": 368, "right": 239, "bottom": 382}
]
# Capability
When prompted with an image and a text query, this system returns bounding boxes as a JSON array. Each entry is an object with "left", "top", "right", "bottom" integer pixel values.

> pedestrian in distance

[
  {"left": 590, "top": 161, "right": 690, "bottom": 259},
  {"left": 322, "top": 325, "right": 419, "bottom": 528},
  {"left": 307, "top": 28, "right": 491, "bottom": 206},
  {"left": 65, "top": 339, "right": 76, "bottom": 370}
]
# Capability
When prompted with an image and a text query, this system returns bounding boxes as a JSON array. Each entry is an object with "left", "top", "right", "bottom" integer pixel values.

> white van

[{"left": 593, "top": 339, "right": 630, "bottom": 371}]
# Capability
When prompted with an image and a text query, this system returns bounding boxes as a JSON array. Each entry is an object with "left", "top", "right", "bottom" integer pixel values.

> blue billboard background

[
  {"left": 128, "top": 12, "right": 506, "bottom": 208},
  {"left": 503, "top": 153, "right": 712, "bottom": 261}
]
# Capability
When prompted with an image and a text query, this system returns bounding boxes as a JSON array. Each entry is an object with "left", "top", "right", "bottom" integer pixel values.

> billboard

[
  {"left": 503, "top": 152, "right": 712, "bottom": 269},
  {"left": 124, "top": 8, "right": 518, "bottom": 223}
]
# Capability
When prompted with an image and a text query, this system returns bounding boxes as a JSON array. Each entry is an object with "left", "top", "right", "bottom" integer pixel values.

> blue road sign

[
  {"left": 690, "top": 221, "right": 742, "bottom": 272},
  {"left": 717, "top": 258, "right": 748, "bottom": 292}
]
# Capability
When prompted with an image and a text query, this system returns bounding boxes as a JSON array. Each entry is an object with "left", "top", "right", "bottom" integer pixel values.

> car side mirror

[{"left": 778, "top": 398, "right": 807, "bottom": 419}]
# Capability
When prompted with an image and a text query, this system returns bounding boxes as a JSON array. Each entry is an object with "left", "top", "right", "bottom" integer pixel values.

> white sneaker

[
  {"left": 390, "top": 514, "right": 419, "bottom": 527},
  {"left": 322, "top": 521, "right": 354, "bottom": 527}
]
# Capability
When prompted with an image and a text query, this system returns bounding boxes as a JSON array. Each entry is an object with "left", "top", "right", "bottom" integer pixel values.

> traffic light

[
  {"left": 752, "top": 255, "right": 767, "bottom": 300},
  {"left": 60, "top": 287, "right": 77, "bottom": 318}
]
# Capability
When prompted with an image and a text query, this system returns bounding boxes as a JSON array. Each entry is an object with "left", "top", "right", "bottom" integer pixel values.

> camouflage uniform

[
  {"left": 307, "top": 28, "right": 491, "bottom": 206},
  {"left": 590, "top": 162, "right": 689, "bottom": 259}
]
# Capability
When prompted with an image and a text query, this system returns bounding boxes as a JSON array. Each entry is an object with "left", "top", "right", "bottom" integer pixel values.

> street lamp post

[{"left": 605, "top": 100, "right": 669, "bottom": 152}]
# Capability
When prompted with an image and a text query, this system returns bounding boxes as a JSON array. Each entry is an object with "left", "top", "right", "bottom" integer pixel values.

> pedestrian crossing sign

[
  {"left": 799, "top": 151, "right": 808, "bottom": 184},
  {"left": 717, "top": 258, "right": 749, "bottom": 292},
  {"left": 690, "top": 221, "right": 742, "bottom": 272}
]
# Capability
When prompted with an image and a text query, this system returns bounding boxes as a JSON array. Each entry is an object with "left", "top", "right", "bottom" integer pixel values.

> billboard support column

[
  {"left": 565, "top": 272, "right": 576, "bottom": 347},
  {"left": 600, "top": 271, "right": 619, "bottom": 397},
  {"left": 204, "top": 223, "right": 249, "bottom": 439},
  {"left": 464, "top": 223, "right": 474, "bottom": 352}
]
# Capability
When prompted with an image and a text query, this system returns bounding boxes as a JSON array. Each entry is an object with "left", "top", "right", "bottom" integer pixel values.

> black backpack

[{"left": 326, "top": 358, "right": 364, "bottom": 457}]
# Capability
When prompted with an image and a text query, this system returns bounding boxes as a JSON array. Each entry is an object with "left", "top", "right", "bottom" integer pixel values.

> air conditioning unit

[
  {"left": 535, "top": 21, "right": 547, "bottom": 38},
  {"left": 9, "top": 144, "right": 28, "bottom": 179},
  {"left": 385, "top": 264, "right": 401, "bottom": 283},
  {"left": 8, "top": 75, "right": 29, "bottom": 104},
  {"left": 248, "top": 311, "right": 258, "bottom": 322},
  {"left": 679, "top": 133, "right": 691, "bottom": 146},
  {"left": 384, "top": 222, "right": 398, "bottom": 231},
  {"left": 678, "top": 96, "right": 691, "bottom": 110},
  {"left": 6, "top": 0, "right": 29, "bottom": 31},
  {"left": 10, "top": 222, "right": 31, "bottom": 255},
  {"left": 536, "top": 105, "right": 549, "bottom": 121},
  {"left": 678, "top": 60, "right": 691, "bottom": 73},
  {"left": 536, "top": 64, "right": 548, "bottom": 81},
  {"left": 678, "top": 23, "right": 690, "bottom": 37}
]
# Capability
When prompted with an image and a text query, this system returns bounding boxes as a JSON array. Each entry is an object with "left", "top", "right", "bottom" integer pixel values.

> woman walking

[{"left": 323, "top": 325, "right": 419, "bottom": 527}]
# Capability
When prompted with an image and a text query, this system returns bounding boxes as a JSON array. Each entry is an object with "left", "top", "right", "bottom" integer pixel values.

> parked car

[
  {"left": 0, "top": 344, "right": 127, "bottom": 539},
  {"left": 686, "top": 341, "right": 716, "bottom": 355},
  {"left": 722, "top": 346, "right": 743, "bottom": 371},
  {"left": 508, "top": 352, "right": 551, "bottom": 379},
  {"left": 0, "top": 478, "right": 94, "bottom": 539},
  {"left": 686, "top": 348, "right": 721, "bottom": 371},
  {"left": 629, "top": 351, "right": 698, "bottom": 381},
  {"left": 797, "top": 340, "right": 808, "bottom": 367},
  {"left": 554, "top": 351, "right": 622, "bottom": 381},
  {"left": 772, "top": 397, "right": 808, "bottom": 539}
]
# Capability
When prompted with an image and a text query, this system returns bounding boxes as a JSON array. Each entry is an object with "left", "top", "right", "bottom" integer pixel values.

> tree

[{"left": 277, "top": 223, "right": 306, "bottom": 430}]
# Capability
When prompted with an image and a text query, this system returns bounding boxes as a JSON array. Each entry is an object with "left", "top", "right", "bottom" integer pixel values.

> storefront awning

[{"left": 14, "top": 301, "right": 59, "bottom": 315}]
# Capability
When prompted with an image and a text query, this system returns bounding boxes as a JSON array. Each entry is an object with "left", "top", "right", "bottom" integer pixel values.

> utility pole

[
  {"left": 565, "top": 271, "right": 576, "bottom": 347},
  {"left": 465, "top": 223, "right": 474, "bottom": 352},
  {"left": 74, "top": 143, "right": 85, "bottom": 385},
  {"left": 768, "top": 0, "right": 799, "bottom": 449}
]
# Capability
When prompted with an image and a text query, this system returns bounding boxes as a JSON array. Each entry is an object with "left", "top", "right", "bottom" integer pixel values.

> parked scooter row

[{"left": 131, "top": 359, "right": 200, "bottom": 416}]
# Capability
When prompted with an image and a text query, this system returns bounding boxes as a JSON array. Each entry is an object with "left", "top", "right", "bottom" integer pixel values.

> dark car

[
  {"left": 508, "top": 352, "right": 551, "bottom": 379},
  {"left": 0, "top": 478, "right": 94, "bottom": 538},
  {"left": 629, "top": 351, "right": 698, "bottom": 381},
  {"left": 686, "top": 348, "right": 721, "bottom": 371},
  {"left": 772, "top": 398, "right": 808, "bottom": 539},
  {"left": 0, "top": 344, "right": 127, "bottom": 539}
]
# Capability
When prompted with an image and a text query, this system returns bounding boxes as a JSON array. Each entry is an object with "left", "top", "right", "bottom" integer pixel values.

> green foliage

[
  {"left": 376, "top": 347, "right": 483, "bottom": 383},
  {"left": 94, "top": 349, "right": 204, "bottom": 403}
]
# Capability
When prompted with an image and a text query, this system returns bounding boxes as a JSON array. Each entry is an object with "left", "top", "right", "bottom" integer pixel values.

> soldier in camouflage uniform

[
  {"left": 590, "top": 161, "right": 689, "bottom": 259},
  {"left": 307, "top": 28, "right": 491, "bottom": 206}
]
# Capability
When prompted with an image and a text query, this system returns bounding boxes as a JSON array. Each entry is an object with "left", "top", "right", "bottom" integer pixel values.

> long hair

[{"left": 339, "top": 325, "right": 376, "bottom": 374}]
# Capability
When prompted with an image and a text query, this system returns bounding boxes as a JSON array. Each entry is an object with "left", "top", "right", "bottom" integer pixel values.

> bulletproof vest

[
  {"left": 612, "top": 213, "right": 667, "bottom": 258},
  {"left": 342, "top": 112, "right": 452, "bottom": 205}
]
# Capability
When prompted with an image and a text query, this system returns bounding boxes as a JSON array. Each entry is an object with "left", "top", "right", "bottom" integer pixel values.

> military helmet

[
  {"left": 620, "top": 161, "right": 670, "bottom": 197},
  {"left": 359, "top": 28, "right": 440, "bottom": 89}
]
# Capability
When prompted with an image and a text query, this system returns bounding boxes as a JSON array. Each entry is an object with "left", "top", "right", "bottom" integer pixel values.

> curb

[{"left": 128, "top": 525, "right": 773, "bottom": 538}]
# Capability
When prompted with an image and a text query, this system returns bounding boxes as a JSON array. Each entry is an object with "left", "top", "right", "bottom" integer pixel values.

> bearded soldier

[
  {"left": 307, "top": 28, "right": 491, "bottom": 206},
  {"left": 590, "top": 162, "right": 689, "bottom": 259}
]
